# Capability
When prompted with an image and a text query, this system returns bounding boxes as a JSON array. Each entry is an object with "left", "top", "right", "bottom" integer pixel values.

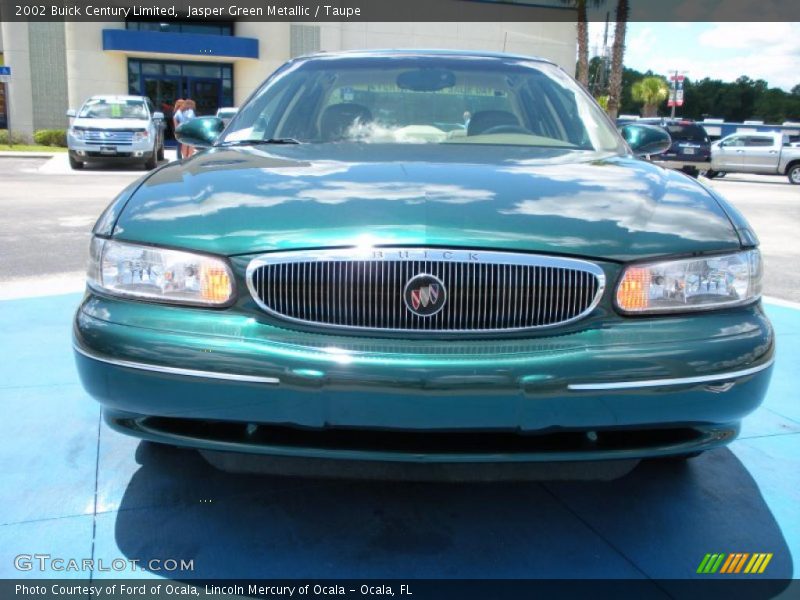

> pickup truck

[{"left": 709, "top": 131, "right": 800, "bottom": 184}]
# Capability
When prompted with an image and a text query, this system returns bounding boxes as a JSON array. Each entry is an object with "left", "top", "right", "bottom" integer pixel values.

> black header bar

[
  {"left": 0, "top": 579, "right": 795, "bottom": 600},
  {"left": 0, "top": 0, "right": 796, "bottom": 22}
]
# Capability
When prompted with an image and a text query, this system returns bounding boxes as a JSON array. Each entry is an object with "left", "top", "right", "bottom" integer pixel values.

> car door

[
  {"left": 741, "top": 135, "right": 780, "bottom": 173},
  {"left": 713, "top": 136, "right": 745, "bottom": 171}
]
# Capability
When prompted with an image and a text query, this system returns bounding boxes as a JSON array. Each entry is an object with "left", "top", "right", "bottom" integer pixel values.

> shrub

[
  {"left": 0, "top": 129, "right": 29, "bottom": 145},
  {"left": 33, "top": 129, "right": 68, "bottom": 147}
]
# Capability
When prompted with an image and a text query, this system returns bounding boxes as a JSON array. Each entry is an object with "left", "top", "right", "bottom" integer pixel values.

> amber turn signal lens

[
  {"left": 201, "top": 267, "right": 233, "bottom": 304},
  {"left": 616, "top": 267, "right": 651, "bottom": 311}
]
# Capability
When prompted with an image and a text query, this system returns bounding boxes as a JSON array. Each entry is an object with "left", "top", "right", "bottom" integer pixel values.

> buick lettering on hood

[{"left": 73, "top": 50, "right": 774, "bottom": 479}]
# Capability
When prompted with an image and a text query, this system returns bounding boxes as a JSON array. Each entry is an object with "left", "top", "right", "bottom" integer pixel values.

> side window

[
  {"left": 745, "top": 136, "right": 774, "bottom": 147},
  {"left": 723, "top": 137, "right": 744, "bottom": 147}
]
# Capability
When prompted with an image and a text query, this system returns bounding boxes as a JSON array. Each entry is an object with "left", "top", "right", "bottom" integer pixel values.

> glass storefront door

[
  {"left": 143, "top": 76, "right": 183, "bottom": 142},
  {"left": 129, "top": 59, "right": 233, "bottom": 143},
  {"left": 188, "top": 78, "right": 222, "bottom": 116}
]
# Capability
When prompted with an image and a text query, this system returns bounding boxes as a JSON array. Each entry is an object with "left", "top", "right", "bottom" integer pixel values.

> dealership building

[{"left": 0, "top": 14, "right": 576, "bottom": 140}]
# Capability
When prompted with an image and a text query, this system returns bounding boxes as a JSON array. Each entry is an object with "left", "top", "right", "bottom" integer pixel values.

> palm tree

[
  {"left": 605, "top": 0, "right": 629, "bottom": 120},
  {"left": 632, "top": 76, "right": 669, "bottom": 117},
  {"left": 576, "top": 0, "right": 590, "bottom": 87},
  {"left": 564, "top": 0, "right": 606, "bottom": 88}
]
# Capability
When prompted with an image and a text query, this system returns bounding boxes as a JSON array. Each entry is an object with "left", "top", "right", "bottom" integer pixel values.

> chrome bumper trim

[
  {"left": 568, "top": 358, "right": 774, "bottom": 391},
  {"left": 73, "top": 345, "right": 280, "bottom": 385}
]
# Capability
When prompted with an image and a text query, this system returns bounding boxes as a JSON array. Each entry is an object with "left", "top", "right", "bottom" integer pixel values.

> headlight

[
  {"left": 87, "top": 238, "right": 234, "bottom": 306},
  {"left": 70, "top": 128, "right": 85, "bottom": 140},
  {"left": 616, "top": 250, "right": 762, "bottom": 314},
  {"left": 132, "top": 130, "right": 150, "bottom": 142}
]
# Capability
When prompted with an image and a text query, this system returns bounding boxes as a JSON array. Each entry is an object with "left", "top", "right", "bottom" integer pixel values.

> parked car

[
  {"left": 215, "top": 107, "right": 238, "bottom": 127},
  {"left": 74, "top": 50, "right": 773, "bottom": 479},
  {"left": 709, "top": 132, "right": 800, "bottom": 184},
  {"left": 634, "top": 118, "right": 712, "bottom": 177},
  {"left": 66, "top": 95, "right": 165, "bottom": 170}
]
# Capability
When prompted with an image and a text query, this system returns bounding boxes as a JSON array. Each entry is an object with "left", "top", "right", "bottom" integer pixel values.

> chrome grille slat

[
  {"left": 247, "top": 248, "right": 605, "bottom": 333},
  {"left": 82, "top": 130, "right": 137, "bottom": 146}
]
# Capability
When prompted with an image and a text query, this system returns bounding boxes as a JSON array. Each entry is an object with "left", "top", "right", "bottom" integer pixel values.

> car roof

[
  {"left": 292, "top": 48, "right": 557, "bottom": 66},
  {"left": 84, "top": 95, "right": 147, "bottom": 102},
  {"left": 638, "top": 118, "right": 700, "bottom": 126}
]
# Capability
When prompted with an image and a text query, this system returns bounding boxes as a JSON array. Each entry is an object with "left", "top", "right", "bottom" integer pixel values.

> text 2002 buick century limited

[{"left": 73, "top": 51, "right": 774, "bottom": 479}]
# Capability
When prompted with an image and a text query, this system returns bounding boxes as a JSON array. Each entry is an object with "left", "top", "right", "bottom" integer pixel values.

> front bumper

[
  {"left": 73, "top": 293, "right": 774, "bottom": 464},
  {"left": 68, "top": 137, "right": 154, "bottom": 161},
  {"left": 652, "top": 157, "right": 711, "bottom": 171}
]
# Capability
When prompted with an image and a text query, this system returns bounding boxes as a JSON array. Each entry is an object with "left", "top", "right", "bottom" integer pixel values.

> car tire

[
  {"left": 681, "top": 167, "right": 699, "bottom": 179},
  {"left": 157, "top": 144, "right": 165, "bottom": 161},
  {"left": 69, "top": 155, "right": 84, "bottom": 170},
  {"left": 704, "top": 169, "right": 718, "bottom": 179},
  {"left": 716, "top": 171, "right": 726, "bottom": 178},
  {"left": 144, "top": 153, "right": 157, "bottom": 170},
  {"left": 788, "top": 164, "right": 800, "bottom": 185}
]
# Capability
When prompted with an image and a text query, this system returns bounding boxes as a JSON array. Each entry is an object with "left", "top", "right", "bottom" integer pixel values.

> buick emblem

[{"left": 403, "top": 273, "right": 447, "bottom": 317}]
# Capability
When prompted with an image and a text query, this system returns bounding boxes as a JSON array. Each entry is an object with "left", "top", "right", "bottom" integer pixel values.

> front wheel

[
  {"left": 788, "top": 164, "right": 800, "bottom": 185},
  {"left": 69, "top": 155, "right": 84, "bottom": 170},
  {"left": 157, "top": 144, "right": 165, "bottom": 161},
  {"left": 704, "top": 169, "right": 718, "bottom": 179},
  {"left": 143, "top": 153, "right": 157, "bottom": 170}
]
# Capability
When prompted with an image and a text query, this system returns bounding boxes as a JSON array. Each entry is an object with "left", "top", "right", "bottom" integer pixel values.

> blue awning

[{"left": 102, "top": 29, "right": 258, "bottom": 60}]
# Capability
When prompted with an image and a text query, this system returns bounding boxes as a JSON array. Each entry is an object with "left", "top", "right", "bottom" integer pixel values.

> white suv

[{"left": 66, "top": 95, "right": 165, "bottom": 170}]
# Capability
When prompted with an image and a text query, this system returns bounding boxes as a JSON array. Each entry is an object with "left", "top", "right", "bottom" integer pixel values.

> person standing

[
  {"left": 180, "top": 99, "right": 197, "bottom": 159},
  {"left": 173, "top": 99, "right": 185, "bottom": 161}
]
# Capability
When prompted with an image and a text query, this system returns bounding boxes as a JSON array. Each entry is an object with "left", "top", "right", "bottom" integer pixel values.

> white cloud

[
  {"left": 623, "top": 22, "right": 800, "bottom": 91},
  {"left": 698, "top": 22, "right": 796, "bottom": 49},
  {"left": 626, "top": 26, "right": 655, "bottom": 60}
]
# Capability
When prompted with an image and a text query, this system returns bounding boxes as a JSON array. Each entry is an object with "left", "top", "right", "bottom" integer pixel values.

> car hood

[
  {"left": 72, "top": 118, "right": 149, "bottom": 129},
  {"left": 112, "top": 144, "right": 741, "bottom": 262}
]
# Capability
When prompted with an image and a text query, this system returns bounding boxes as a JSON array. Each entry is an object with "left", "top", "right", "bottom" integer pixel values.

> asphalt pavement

[
  {"left": 709, "top": 173, "right": 800, "bottom": 303},
  {"left": 0, "top": 156, "right": 146, "bottom": 283}
]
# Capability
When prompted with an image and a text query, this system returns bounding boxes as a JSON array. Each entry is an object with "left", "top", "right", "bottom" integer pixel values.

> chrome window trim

[
  {"left": 245, "top": 247, "right": 607, "bottom": 334},
  {"left": 74, "top": 344, "right": 280, "bottom": 385},
  {"left": 567, "top": 358, "right": 774, "bottom": 391}
]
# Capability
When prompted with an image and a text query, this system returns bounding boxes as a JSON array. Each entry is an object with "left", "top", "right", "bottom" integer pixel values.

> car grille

[
  {"left": 83, "top": 129, "right": 137, "bottom": 146},
  {"left": 247, "top": 248, "right": 605, "bottom": 333}
]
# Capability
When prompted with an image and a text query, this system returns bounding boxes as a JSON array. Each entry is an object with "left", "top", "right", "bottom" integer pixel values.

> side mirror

[
  {"left": 152, "top": 111, "right": 164, "bottom": 120},
  {"left": 66, "top": 109, "right": 77, "bottom": 118},
  {"left": 176, "top": 117, "right": 225, "bottom": 148},
  {"left": 620, "top": 123, "right": 672, "bottom": 157}
]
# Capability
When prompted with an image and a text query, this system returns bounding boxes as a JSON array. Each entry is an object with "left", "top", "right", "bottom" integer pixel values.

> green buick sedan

[{"left": 73, "top": 50, "right": 774, "bottom": 479}]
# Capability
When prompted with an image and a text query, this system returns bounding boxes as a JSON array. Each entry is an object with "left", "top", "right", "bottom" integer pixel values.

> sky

[{"left": 588, "top": 22, "right": 800, "bottom": 91}]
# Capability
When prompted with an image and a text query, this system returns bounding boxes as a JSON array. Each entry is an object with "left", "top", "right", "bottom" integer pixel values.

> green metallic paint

[
  {"left": 620, "top": 123, "right": 673, "bottom": 157},
  {"left": 74, "top": 295, "right": 770, "bottom": 461},
  {"left": 175, "top": 116, "right": 225, "bottom": 148},
  {"left": 75, "top": 53, "right": 775, "bottom": 464},
  {"left": 109, "top": 144, "right": 742, "bottom": 262},
  {"left": 74, "top": 291, "right": 773, "bottom": 431}
]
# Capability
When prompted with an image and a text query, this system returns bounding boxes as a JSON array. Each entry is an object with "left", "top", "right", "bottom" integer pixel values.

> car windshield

[
  {"left": 666, "top": 124, "right": 708, "bottom": 143},
  {"left": 221, "top": 55, "right": 622, "bottom": 151},
  {"left": 79, "top": 98, "right": 147, "bottom": 119}
]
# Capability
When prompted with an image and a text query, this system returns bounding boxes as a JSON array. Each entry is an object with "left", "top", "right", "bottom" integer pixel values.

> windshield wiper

[{"left": 220, "top": 138, "right": 301, "bottom": 147}]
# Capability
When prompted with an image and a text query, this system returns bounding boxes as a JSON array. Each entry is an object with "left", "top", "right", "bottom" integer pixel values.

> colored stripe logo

[{"left": 697, "top": 553, "right": 773, "bottom": 574}]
